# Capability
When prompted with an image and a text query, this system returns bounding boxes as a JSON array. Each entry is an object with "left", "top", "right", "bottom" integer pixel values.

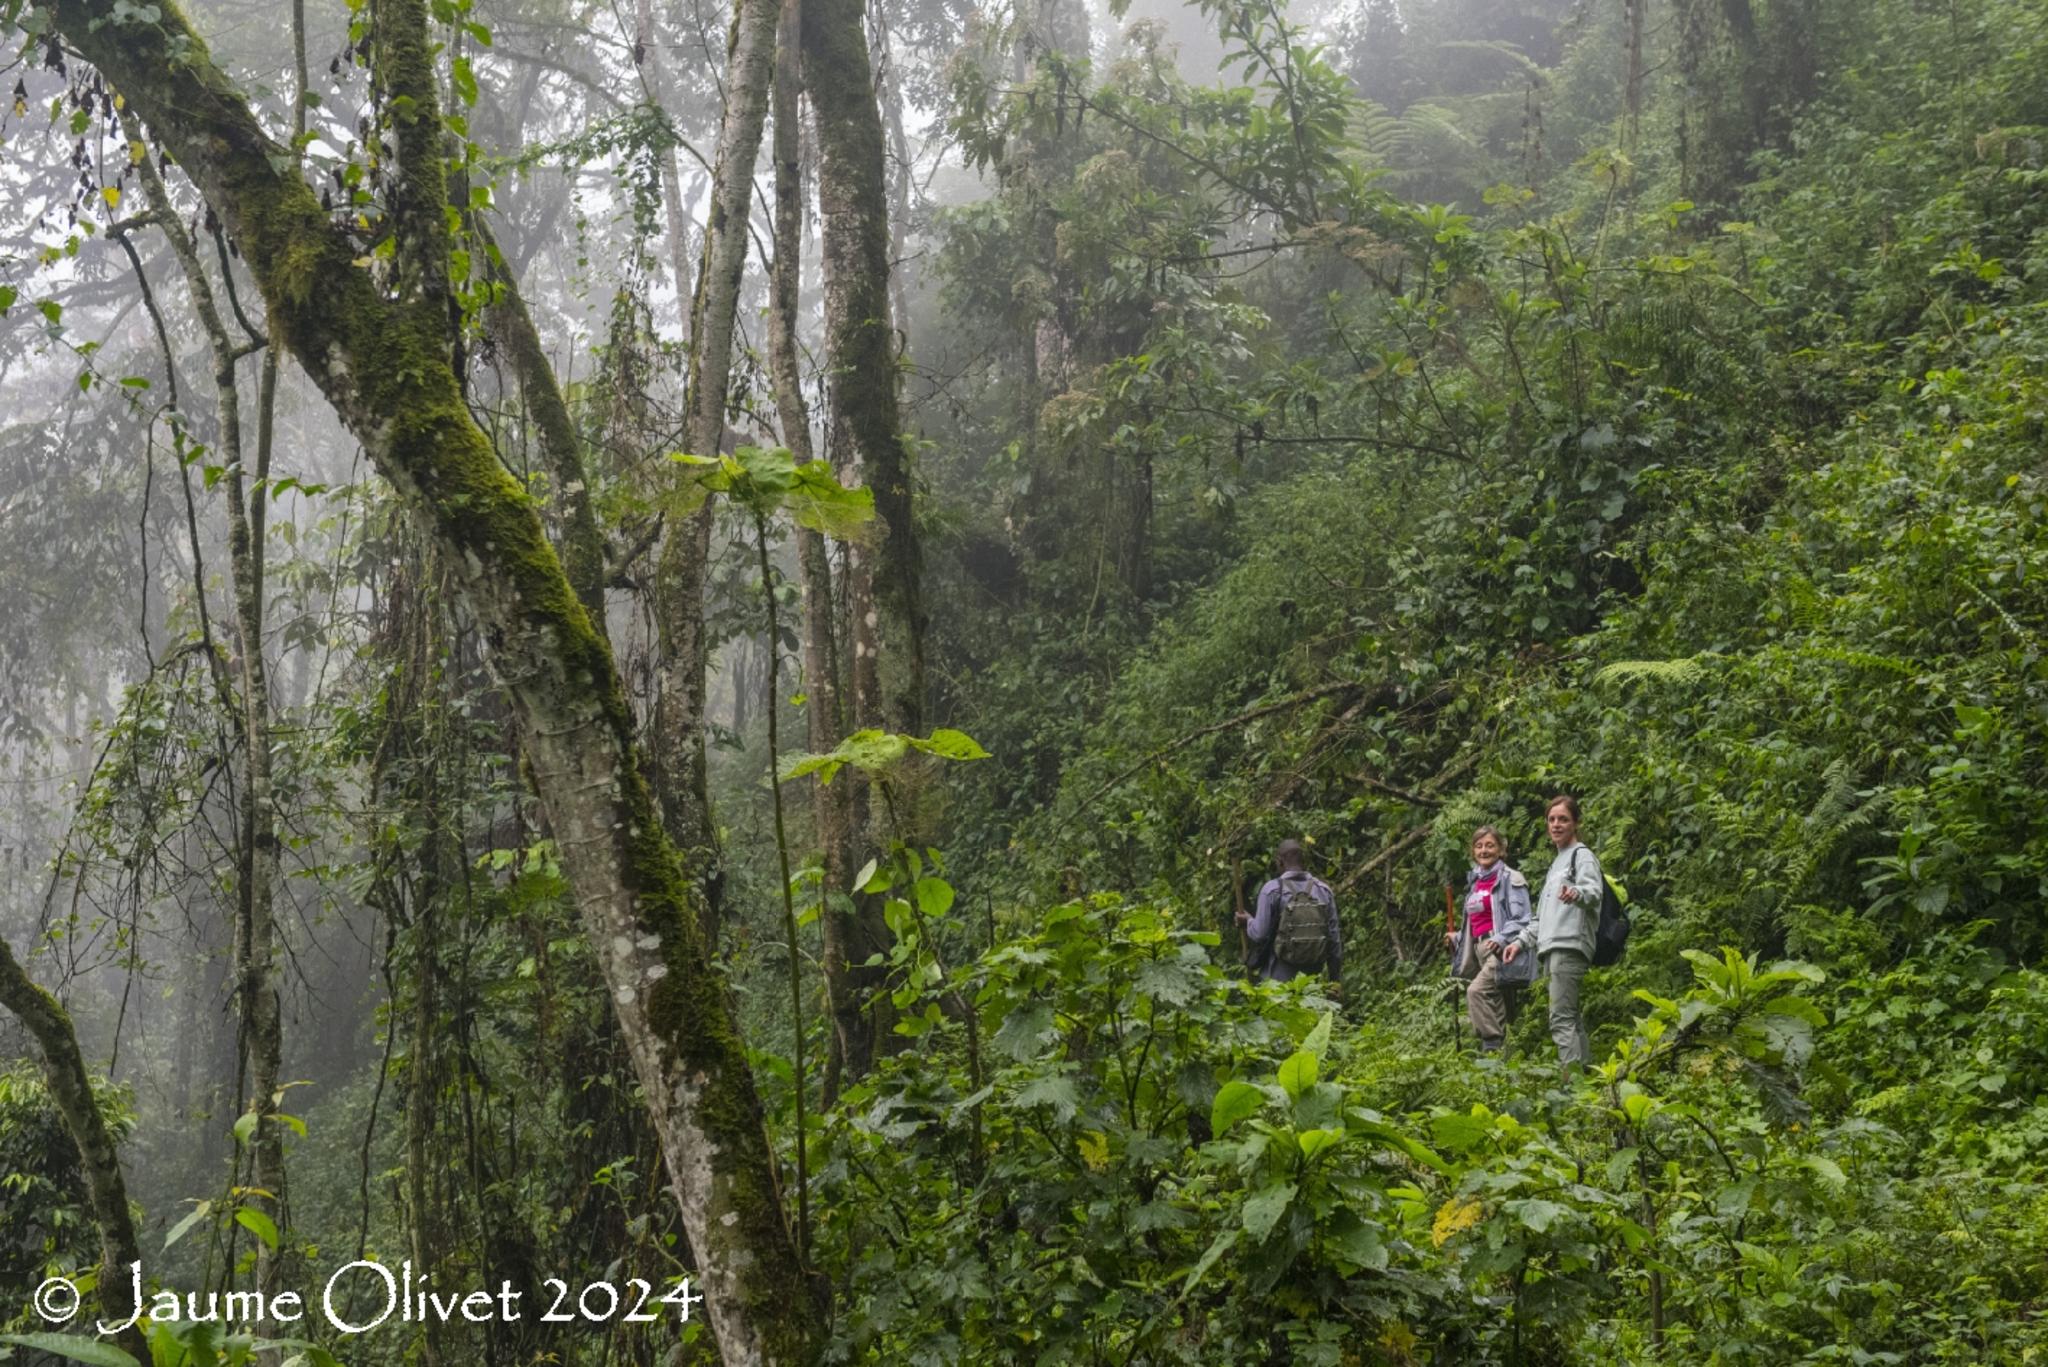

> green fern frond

[{"left": 1596, "top": 654, "right": 1714, "bottom": 686}]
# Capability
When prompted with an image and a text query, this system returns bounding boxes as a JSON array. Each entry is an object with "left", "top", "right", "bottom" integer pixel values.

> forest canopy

[{"left": 1, "top": 0, "right": 2045, "bottom": 1361}]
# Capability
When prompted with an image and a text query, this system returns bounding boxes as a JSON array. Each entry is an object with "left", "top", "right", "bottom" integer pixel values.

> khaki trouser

[
  {"left": 1543, "top": 947, "right": 1593, "bottom": 1069},
  {"left": 1459, "top": 939, "right": 1513, "bottom": 1047}
]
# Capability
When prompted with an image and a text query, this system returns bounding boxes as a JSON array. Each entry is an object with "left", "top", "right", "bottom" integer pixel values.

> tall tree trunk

[
  {"left": 767, "top": 0, "right": 866, "bottom": 1097},
  {"left": 0, "top": 936, "right": 149, "bottom": 1364},
  {"left": 801, "top": 0, "right": 926, "bottom": 743},
  {"left": 45, "top": 0, "right": 823, "bottom": 1358},
  {"left": 119, "top": 101, "right": 290, "bottom": 1311},
  {"left": 868, "top": 0, "right": 915, "bottom": 333},
  {"left": 799, "top": 0, "right": 925, "bottom": 1086},
  {"left": 648, "top": 0, "right": 781, "bottom": 949}
]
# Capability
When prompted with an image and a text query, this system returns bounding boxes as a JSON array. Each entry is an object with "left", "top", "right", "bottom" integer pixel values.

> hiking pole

[{"left": 1443, "top": 883, "right": 1461, "bottom": 1053}]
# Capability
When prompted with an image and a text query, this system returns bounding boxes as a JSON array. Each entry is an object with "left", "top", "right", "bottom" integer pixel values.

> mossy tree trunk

[
  {"left": 797, "top": 0, "right": 927, "bottom": 1086},
  {"left": 0, "top": 936, "right": 149, "bottom": 1365},
  {"left": 800, "top": 0, "right": 926, "bottom": 744},
  {"left": 478, "top": 217, "right": 609, "bottom": 630},
  {"left": 40, "top": 0, "right": 821, "bottom": 1359}
]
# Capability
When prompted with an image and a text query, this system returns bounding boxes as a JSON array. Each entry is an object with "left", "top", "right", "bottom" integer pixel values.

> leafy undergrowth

[{"left": 808, "top": 893, "right": 2048, "bottom": 1364}]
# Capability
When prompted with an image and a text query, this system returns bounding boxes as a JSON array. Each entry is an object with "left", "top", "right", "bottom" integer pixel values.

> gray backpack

[{"left": 1272, "top": 878, "right": 1332, "bottom": 972}]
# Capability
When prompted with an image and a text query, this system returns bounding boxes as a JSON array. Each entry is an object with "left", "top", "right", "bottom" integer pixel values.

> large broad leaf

[
  {"left": 1326, "top": 1210, "right": 1389, "bottom": 1272},
  {"left": 0, "top": 1334, "right": 140, "bottom": 1367},
  {"left": 1347, "top": 1111, "right": 1450, "bottom": 1175},
  {"left": 1736, "top": 1008, "right": 1817, "bottom": 1069},
  {"left": 1134, "top": 956, "right": 1202, "bottom": 1008},
  {"left": 728, "top": 444, "right": 800, "bottom": 503},
  {"left": 1301, "top": 1009, "right": 1334, "bottom": 1058},
  {"left": 783, "top": 728, "right": 988, "bottom": 784},
  {"left": 993, "top": 1002, "right": 1058, "bottom": 1061},
  {"left": 1179, "top": 1228, "right": 1239, "bottom": 1298},
  {"left": 1505, "top": 1198, "right": 1570, "bottom": 1233},
  {"left": 778, "top": 729, "right": 909, "bottom": 785},
  {"left": 1297, "top": 1127, "right": 1344, "bottom": 1160},
  {"left": 914, "top": 876, "right": 956, "bottom": 918},
  {"left": 1241, "top": 1182, "right": 1297, "bottom": 1241},
  {"left": 1276, "top": 1050, "right": 1318, "bottom": 1101},
  {"left": 1209, "top": 1080, "right": 1265, "bottom": 1135},
  {"left": 164, "top": 1199, "right": 213, "bottom": 1249},
  {"left": 235, "top": 1206, "right": 280, "bottom": 1250},
  {"left": 785, "top": 460, "right": 877, "bottom": 542},
  {"left": 1429, "top": 1107, "right": 1493, "bottom": 1154},
  {"left": 906, "top": 728, "right": 992, "bottom": 763},
  {"left": 1012, "top": 1072, "right": 1081, "bottom": 1123}
]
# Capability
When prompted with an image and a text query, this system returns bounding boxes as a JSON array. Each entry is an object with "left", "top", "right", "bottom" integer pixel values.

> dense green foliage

[{"left": 814, "top": 0, "right": 2048, "bottom": 1358}]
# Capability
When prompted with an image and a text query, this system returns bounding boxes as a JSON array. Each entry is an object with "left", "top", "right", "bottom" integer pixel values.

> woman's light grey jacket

[
  {"left": 1518, "top": 841, "right": 1605, "bottom": 960},
  {"left": 1451, "top": 861, "right": 1537, "bottom": 986}
]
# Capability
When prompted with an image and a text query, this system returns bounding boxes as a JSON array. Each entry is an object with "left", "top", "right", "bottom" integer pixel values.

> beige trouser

[{"left": 1461, "top": 939, "right": 1512, "bottom": 1047}]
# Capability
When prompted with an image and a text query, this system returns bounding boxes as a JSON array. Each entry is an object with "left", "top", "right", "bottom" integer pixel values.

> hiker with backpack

[
  {"left": 1503, "top": 795, "right": 1614, "bottom": 1072},
  {"left": 1237, "top": 838, "right": 1343, "bottom": 998},
  {"left": 1445, "top": 825, "right": 1537, "bottom": 1052}
]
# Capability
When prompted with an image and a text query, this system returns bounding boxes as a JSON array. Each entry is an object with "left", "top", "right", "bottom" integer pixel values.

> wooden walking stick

[{"left": 1233, "top": 857, "right": 1251, "bottom": 972}]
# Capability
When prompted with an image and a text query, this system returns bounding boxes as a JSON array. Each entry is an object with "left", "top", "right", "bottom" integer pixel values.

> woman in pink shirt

[{"left": 1445, "top": 825, "right": 1536, "bottom": 1052}]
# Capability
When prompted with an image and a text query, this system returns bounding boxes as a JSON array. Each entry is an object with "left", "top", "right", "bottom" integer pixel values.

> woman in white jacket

[{"left": 1502, "top": 795, "right": 1604, "bottom": 1072}]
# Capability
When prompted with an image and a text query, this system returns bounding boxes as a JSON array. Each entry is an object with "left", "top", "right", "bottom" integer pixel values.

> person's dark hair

[
  {"left": 1544, "top": 794, "right": 1581, "bottom": 821},
  {"left": 1274, "top": 838, "right": 1306, "bottom": 869},
  {"left": 1470, "top": 824, "right": 1505, "bottom": 854}
]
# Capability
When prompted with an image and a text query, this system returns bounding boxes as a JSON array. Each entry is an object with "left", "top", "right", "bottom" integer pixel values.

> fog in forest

[{"left": 5, "top": 0, "right": 2047, "bottom": 1359}]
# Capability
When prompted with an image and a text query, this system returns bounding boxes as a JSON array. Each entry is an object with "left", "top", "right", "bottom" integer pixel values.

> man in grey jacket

[
  {"left": 1503, "top": 795, "right": 1604, "bottom": 1072},
  {"left": 1238, "top": 838, "right": 1343, "bottom": 997}
]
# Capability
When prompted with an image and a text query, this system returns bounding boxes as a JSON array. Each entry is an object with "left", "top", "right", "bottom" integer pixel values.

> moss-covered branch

[
  {"left": 0, "top": 936, "right": 148, "bottom": 1364},
  {"left": 38, "top": 0, "right": 820, "bottom": 1359},
  {"left": 475, "top": 215, "right": 610, "bottom": 628}
]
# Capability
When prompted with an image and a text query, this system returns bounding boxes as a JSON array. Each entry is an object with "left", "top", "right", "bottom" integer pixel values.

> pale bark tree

[
  {"left": 647, "top": 0, "right": 781, "bottom": 950},
  {"left": 797, "top": 0, "right": 930, "bottom": 1088},
  {"left": 35, "top": 0, "right": 822, "bottom": 1358}
]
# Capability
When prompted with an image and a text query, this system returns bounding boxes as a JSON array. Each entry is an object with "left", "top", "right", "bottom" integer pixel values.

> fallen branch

[
  {"left": 1337, "top": 824, "right": 1431, "bottom": 896},
  {"left": 1350, "top": 772, "right": 1444, "bottom": 808},
  {"left": 1333, "top": 747, "right": 1485, "bottom": 895}
]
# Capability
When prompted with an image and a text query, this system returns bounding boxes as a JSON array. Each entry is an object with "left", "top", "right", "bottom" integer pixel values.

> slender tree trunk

[
  {"left": 46, "top": 0, "right": 823, "bottom": 1357},
  {"left": 0, "top": 936, "right": 149, "bottom": 1364},
  {"left": 869, "top": 0, "right": 915, "bottom": 333},
  {"left": 119, "top": 101, "right": 290, "bottom": 1311},
  {"left": 767, "top": 0, "right": 868, "bottom": 1096},
  {"left": 648, "top": 0, "right": 781, "bottom": 949}
]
